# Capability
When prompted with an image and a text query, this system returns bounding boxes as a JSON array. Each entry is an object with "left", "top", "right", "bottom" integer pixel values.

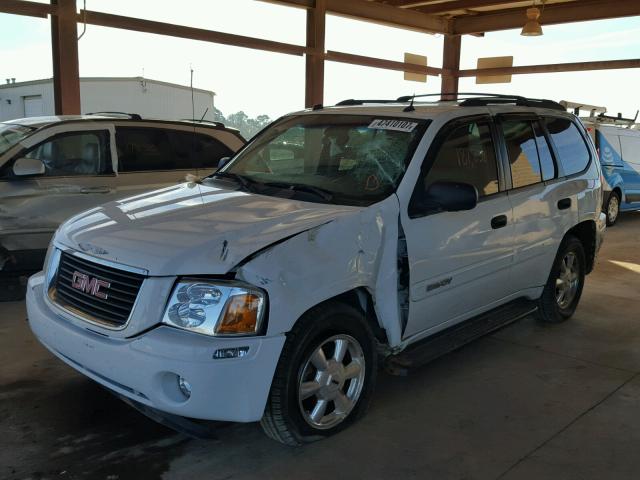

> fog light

[
  {"left": 213, "top": 346, "right": 250, "bottom": 359},
  {"left": 178, "top": 376, "right": 192, "bottom": 398}
]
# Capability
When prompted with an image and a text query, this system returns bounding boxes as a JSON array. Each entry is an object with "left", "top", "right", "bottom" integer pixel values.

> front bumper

[{"left": 26, "top": 272, "right": 285, "bottom": 422}]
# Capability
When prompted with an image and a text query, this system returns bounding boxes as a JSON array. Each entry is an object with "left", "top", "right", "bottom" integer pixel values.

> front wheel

[
  {"left": 535, "top": 236, "right": 586, "bottom": 324},
  {"left": 261, "top": 303, "right": 377, "bottom": 445}
]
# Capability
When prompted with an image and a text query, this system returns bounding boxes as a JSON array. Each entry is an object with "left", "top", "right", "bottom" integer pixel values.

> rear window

[
  {"left": 545, "top": 118, "right": 591, "bottom": 176},
  {"left": 620, "top": 135, "right": 640, "bottom": 166}
]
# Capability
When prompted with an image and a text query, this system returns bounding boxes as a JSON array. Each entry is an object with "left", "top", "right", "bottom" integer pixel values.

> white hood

[{"left": 54, "top": 182, "right": 361, "bottom": 276}]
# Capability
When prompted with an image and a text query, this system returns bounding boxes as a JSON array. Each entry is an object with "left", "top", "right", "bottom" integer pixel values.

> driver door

[
  {"left": 0, "top": 125, "right": 119, "bottom": 271},
  {"left": 401, "top": 115, "right": 515, "bottom": 339}
]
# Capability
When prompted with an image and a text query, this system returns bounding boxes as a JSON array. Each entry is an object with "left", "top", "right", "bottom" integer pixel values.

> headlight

[{"left": 162, "top": 279, "right": 266, "bottom": 336}]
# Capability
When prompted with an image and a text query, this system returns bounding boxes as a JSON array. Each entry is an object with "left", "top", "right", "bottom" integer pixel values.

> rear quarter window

[{"left": 545, "top": 117, "right": 591, "bottom": 176}]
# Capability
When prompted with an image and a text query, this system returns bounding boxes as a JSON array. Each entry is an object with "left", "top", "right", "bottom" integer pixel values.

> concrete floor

[{"left": 2, "top": 213, "right": 639, "bottom": 480}]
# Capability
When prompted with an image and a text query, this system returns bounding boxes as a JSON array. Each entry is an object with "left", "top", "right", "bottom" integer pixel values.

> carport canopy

[{"left": 2, "top": 0, "right": 640, "bottom": 112}]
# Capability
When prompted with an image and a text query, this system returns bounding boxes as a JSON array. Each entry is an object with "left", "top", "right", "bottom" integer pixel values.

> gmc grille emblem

[{"left": 71, "top": 271, "right": 111, "bottom": 300}]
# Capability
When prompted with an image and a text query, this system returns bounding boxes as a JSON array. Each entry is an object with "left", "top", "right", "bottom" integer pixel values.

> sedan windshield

[
  {"left": 217, "top": 114, "right": 428, "bottom": 206},
  {"left": 0, "top": 123, "right": 34, "bottom": 156}
]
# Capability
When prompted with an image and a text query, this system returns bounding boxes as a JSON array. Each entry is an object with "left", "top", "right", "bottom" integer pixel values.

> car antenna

[
  {"left": 403, "top": 93, "right": 416, "bottom": 113},
  {"left": 199, "top": 107, "right": 209, "bottom": 123}
]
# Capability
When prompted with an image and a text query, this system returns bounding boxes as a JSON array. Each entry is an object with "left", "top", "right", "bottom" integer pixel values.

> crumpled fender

[{"left": 236, "top": 195, "right": 403, "bottom": 347}]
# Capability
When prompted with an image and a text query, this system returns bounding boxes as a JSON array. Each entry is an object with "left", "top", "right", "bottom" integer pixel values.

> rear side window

[
  {"left": 116, "top": 128, "right": 174, "bottom": 172},
  {"left": 545, "top": 118, "right": 591, "bottom": 176},
  {"left": 501, "top": 120, "right": 542, "bottom": 189},
  {"left": 167, "top": 130, "right": 233, "bottom": 170},
  {"left": 422, "top": 120, "right": 499, "bottom": 197}
]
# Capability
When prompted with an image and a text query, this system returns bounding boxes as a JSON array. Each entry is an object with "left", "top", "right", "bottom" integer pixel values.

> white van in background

[{"left": 561, "top": 101, "right": 640, "bottom": 225}]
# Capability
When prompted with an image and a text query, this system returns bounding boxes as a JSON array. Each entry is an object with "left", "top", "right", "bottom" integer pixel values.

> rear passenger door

[
  {"left": 402, "top": 116, "right": 515, "bottom": 338},
  {"left": 500, "top": 115, "right": 586, "bottom": 293}
]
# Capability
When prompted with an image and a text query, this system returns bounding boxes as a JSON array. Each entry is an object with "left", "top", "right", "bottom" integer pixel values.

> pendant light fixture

[{"left": 521, "top": 1, "right": 544, "bottom": 36}]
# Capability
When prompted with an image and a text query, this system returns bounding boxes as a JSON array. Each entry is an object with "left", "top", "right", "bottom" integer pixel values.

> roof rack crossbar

[{"left": 87, "top": 111, "right": 142, "bottom": 120}]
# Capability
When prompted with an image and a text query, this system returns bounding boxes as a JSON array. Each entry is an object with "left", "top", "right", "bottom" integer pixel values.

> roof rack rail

[
  {"left": 87, "top": 111, "right": 142, "bottom": 120},
  {"left": 335, "top": 99, "right": 400, "bottom": 106},
  {"left": 559, "top": 100, "right": 607, "bottom": 117},
  {"left": 335, "top": 93, "right": 565, "bottom": 111},
  {"left": 179, "top": 118, "right": 226, "bottom": 127},
  {"left": 396, "top": 93, "right": 566, "bottom": 111}
]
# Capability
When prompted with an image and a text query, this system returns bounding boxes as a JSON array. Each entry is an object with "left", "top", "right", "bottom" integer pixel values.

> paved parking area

[{"left": 2, "top": 213, "right": 639, "bottom": 480}]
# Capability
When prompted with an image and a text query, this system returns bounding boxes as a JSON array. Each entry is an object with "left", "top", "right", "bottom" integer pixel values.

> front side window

[
  {"left": 219, "top": 114, "right": 428, "bottom": 206},
  {"left": 545, "top": 117, "right": 591, "bottom": 176},
  {"left": 24, "top": 131, "right": 110, "bottom": 176},
  {"left": 420, "top": 120, "right": 499, "bottom": 197}
]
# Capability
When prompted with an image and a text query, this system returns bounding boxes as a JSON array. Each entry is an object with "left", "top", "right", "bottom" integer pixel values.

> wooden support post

[
  {"left": 305, "top": 0, "right": 326, "bottom": 108},
  {"left": 441, "top": 34, "right": 461, "bottom": 99},
  {"left": 51, "top": 0, "right": 80, "bottom": 115}
]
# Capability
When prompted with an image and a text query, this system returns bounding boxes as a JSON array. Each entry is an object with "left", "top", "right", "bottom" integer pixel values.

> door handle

[
  {"left": 491, "top": 215, "right": 508, "bottom": 229},
  {"left": 80, "top": 186, "right": 113, "bottom": 194},
  {"left": 557, "top": 198, "right": 572, "bottom": 210}
]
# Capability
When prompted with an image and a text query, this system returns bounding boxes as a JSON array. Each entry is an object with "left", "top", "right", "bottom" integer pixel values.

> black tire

[
  {"left": 605, "top": 191, "right": 621, "bottom": 226},
  {"left": 260, "top": 302, "right": 377, "bottom": 446},
  {"left": 535, "top": 235, "right": 586, "bottom": 324}
]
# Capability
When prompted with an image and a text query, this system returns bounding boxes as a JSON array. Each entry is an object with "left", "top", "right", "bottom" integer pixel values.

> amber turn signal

[{"left": 216, "top": 293, "right": 263, "bottom": 335}]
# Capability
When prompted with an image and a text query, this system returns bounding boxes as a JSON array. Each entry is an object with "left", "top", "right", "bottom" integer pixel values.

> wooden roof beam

[
  {"left": 77, "top": 9, "right": 308, "bottom": 56},
  {"left": 457, "top": 58, "right": 640, "bottom": 77},
  {"left": 259, "top": 0, "right": 449, "bottom": 33},
  {"left": 453, "top": 0, "right": 640, "bottom": 34},
  {"left": 0, "top": 0, "right": 55, "bottom": 18}
]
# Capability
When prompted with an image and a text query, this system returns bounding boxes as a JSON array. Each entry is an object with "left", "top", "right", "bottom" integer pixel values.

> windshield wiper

[
  {"left": 207, "top": 171, "right": 256, "bottom": 191},
  {"left": 263, "top": 181, "right": 333, "bottom": 202}
]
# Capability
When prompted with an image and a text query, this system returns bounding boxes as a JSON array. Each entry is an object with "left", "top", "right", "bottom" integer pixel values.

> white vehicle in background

[
  {"left": 27, "top": 94, "right": 605, "bottom": 445},
  {"left": 0, "top": 113, "right": 244, "bottom": 278}
]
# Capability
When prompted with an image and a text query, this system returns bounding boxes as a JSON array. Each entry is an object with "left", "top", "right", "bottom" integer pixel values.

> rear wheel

[
  {"left": 605, "top": 191, "right": 621, "bottom": 226},
  {"left": 261, "top": 303, "right": 377, "bottom": 445},
  {"left": 535, "top": 236, "right": 586, "bottom": 324}
]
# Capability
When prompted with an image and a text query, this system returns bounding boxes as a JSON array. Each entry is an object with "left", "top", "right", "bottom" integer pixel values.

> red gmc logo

[{"left": 71, "top": 271, "right": 111, "bottom": 300}]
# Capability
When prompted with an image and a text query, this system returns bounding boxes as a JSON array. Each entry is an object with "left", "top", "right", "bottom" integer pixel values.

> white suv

[{"left": 26, "top": 94, "right": 606, "bottom": 445}]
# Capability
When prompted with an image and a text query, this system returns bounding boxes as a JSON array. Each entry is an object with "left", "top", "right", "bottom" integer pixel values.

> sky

[{"left": 1, "top": 0, "right": 639, "bottom": 119}]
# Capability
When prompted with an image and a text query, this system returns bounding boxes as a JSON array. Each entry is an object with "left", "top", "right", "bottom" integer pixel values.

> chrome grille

[{"left": 52, "top": 252, "right": 144, "bottom": 328}]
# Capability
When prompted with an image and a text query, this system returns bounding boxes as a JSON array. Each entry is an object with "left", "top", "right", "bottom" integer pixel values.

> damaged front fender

[{"left": 236, "top": 195, "right": 404, "bottom": 347}]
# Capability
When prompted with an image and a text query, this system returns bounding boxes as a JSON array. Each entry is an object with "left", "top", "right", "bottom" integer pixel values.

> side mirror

[
  {"left": 421, "top": 181, "right": 478, "bottom": 213},
  {"left": 217, "top": 156, "right": 231, "bottom": 170},
  {"left": 12, "top": 157, "right": 45, "bottom": 177}
]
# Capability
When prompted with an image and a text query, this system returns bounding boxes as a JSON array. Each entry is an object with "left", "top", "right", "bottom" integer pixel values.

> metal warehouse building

[{"left": 0, "top": 76, "right": 216, "bottom": 121}]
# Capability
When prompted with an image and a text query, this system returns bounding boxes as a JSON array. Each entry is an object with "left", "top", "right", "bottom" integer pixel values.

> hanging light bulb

[{"left": 521, "top": 5, "right": 543, "bottom": 36}]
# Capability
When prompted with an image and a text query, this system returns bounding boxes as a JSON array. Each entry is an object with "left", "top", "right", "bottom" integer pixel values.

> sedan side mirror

[
  {"left": 12, "top": 157, "right": 45, "bottom": 177},
  {"left": 425, "top": 181, "right": 478, "bottom": 212},
  {"left": 217, "top": 156, "right": 231, "bottom": 170}
]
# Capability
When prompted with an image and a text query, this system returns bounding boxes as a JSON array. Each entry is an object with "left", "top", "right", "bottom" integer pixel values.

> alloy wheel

[
  {"left": 298, "top": 334, "right": 366, "bottom": 430},
  {"left": 555, "top": 252, "right": 580, "bottom": 309}
]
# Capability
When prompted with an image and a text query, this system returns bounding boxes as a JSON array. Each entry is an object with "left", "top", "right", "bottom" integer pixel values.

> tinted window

[
  {"left": 533, "top": 122, "right": 556, "bottom": 181},
  {"left": 116, "top": 128, "right": 174, "bottom": 172},
  {"left": 24, "top": 131, "right": 110, "bottom": 176},
  {"left": 546, "top": 118, "right": 591, "bottom": 176},
  {"left": 423, "top": 121, "right": 499, "bottom": 197},
  {"left": 167, "top": 130, "right": 233, "bottom": 170},
  {"left": 502, "top": 120, "right": 541, "bottom": 188}
]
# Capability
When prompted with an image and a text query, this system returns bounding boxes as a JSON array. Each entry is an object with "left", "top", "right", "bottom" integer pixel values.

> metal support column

[
  {"left": 51, "top": 0, "right": 81, "bottom": 114},
  {"left": 441, "top": 34, "right": 461, "bottom": 99},
  {"left": 305, "top": 0, "right": 326, "bottom": 108}
]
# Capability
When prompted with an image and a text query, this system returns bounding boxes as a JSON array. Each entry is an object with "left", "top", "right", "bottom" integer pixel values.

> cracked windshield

[{"left": 219, "top": 114, "right": 428, "bottom": 206}]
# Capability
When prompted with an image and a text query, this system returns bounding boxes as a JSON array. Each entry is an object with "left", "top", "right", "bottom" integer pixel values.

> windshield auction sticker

[{"left": 368, "top": 119, "right": 418, "bottom": 132}]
